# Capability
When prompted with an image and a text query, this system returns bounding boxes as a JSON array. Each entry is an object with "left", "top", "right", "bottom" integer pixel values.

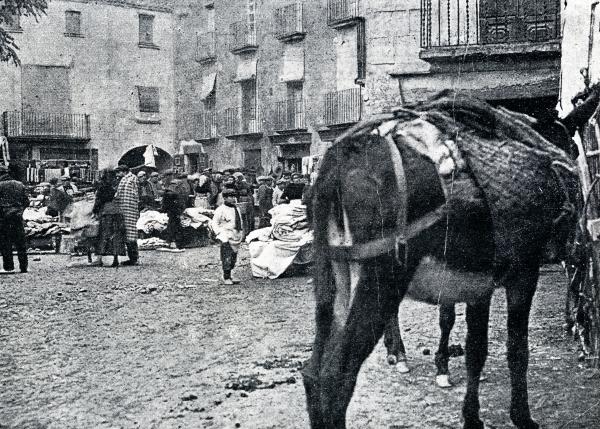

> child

[{"left": 210, "top": 188, "right": 243, "bottom": 285}]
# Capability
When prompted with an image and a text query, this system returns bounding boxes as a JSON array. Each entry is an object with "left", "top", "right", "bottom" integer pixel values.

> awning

[
  {"left": 235, "top": 57, "right": 257, "bottom": 82},
  {"left": 199, "top": 73, "right": 216, "bottom": 100},
  {"left": 179, "top": 140, "right": 205, "bottom": 155},
  {"left": 280, "top": 45, "right": 304, "bottom": 82}
]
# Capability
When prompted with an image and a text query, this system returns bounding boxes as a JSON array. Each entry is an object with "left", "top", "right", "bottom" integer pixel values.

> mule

[{"left": 301, "top": 93, "right": 587, "bottom": 429}]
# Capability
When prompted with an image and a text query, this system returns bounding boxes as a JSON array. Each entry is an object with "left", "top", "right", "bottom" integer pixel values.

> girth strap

[{"left": 328, "top": 205, "right": 446, "bottom": 261}]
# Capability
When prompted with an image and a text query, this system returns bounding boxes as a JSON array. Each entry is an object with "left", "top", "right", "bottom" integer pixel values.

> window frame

[
  {"left": 4, "top": 13, "right": 22, "bottom": 33},
  {"left": 138, "top": 13, "right": 158, "bottom": 48},
  {"left": 64, "top": 10, "right": 83, "bottom": 37},
  {"left": 137, "top": 86, "right": 160, "bottom": 114}
]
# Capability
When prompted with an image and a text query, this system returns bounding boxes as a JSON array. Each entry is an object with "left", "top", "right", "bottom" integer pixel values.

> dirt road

[{"left": 0, "top": 247, "right": 598, "bottom": 428}]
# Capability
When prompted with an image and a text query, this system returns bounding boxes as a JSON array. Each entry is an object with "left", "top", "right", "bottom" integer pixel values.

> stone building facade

[
  {"left": 175, "top": 0, "right": 367, "bottom": 176},
  {"left": 0, "top": 0, "right": 176, "bottom": 179},
  {"left": 175, "top": 0, "right": 563, "bottom": 176},
  {"left": 364, "top": 0, "right": 562, "bottom": 117}
]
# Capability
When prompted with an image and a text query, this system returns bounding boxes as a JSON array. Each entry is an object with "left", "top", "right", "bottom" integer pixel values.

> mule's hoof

[
  {"left": 396, "top": 360, "right": 410, "bottom": 374},
  {"left": 515, "top": 420, "right": 539, "bottom": 429},
  {"left": 436, "top": 374, "right": 453, "bottom": 388},
  {"left": 387, "top": 355, "right": 397, "bottom": 365},
  {"left": 463, "top": 418, "right": 485, "bottom": 429}
]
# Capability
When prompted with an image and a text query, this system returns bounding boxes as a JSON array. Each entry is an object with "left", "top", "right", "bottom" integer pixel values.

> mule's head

[{"left": 309, "top": 134, "right": 409, "bottom": 332}]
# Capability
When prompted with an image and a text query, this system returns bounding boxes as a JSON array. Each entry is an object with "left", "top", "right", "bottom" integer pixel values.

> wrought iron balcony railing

[
  {"left": 327, "top": 0, "right": 360, "bottom": 27},
  {"left": 229, "top": 21, "right": 258, "bottom": 54},
  {"left": 196, "top": 32, "right": 216, "bottom": 63},
  {"left": 223, "top": 106, "right": 263, "bottom": 136},
  {"left": 2, "top": 111, "right": 91, "bottom": 140},
  {"left": 274, "top": 2, "right": 305, "bottom": 42},
  {"left": 271, "top": 99, "right": 305, "bottom": 131},
  {"left": 195, "top": 111, "right": 218, "bottom": 140},
  {"left": 420, "top": 0, "right": 561, "bottom": 49},
  {"left": 323, "top": 88, "right": 362, "bottom": 126}
]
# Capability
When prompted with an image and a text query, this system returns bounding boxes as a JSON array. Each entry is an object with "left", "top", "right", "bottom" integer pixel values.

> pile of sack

[
  {"left": 181, "top": 207, "right": 213, "bottom": 229},
  {"left": 137, "top": 210, "right": 169, "bottom": 235},
  {"left": 22, "top": 207, "right": 70, "bottom": 238},
  {"left": 246, "top": 201, "right": 313, "bottom": 279},
  {"left": 137, "top": 208, "right": 214, "bottom": 236}
]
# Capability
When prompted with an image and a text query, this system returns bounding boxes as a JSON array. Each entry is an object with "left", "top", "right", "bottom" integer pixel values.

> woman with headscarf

[{"left": 92, "top": 169, "right": 127, "bottom": 267}]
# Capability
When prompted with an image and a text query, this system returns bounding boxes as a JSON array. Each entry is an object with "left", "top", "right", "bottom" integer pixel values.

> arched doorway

[{"left": 118, "top": 146, "right": 173, "bottom": 172}]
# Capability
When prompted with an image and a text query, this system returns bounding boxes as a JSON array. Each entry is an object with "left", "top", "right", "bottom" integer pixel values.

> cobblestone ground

[{"left": 1, "top": 246, "right": 599, "bottom": 429}]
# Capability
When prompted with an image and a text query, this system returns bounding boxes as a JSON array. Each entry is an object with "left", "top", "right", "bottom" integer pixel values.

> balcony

[
  {"left": 229, "top": 21, "right": 258, "bottom": 55},
  {"left": 323, "top": 88, "right": 362, "bottom": 126},
  {"left": 195, "top": 111, "right": 217, "bottom": 140},
  {"left": 271, "top": 99, "right": 306, "bottom": 132},
  {"left": 274, "top": 2, "right": 305, "bottom": 42},
  {"left": 196, "top": 32, "right": 216, "bottom": 63},
  {"left": 2, "top": 111, "right": 91, "bottom": 141},
  {"left": 327, "top": 0, "right": 361, "bottom": 29},
  {"left": 223, "top": 106, "right": 263, "bottom": 137},
  {"left": 420, "top": 0, "right": 561, "bottom": 61}
]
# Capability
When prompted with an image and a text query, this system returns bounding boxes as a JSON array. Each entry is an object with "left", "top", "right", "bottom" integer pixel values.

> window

[
  {"left": 139, "top": 14, "right": 154, "bottom": 46},
  {"left": 247, "top": 0, "right": 256, "bottom": 34},
  {"left": 286, "top": 81, "right": 304, "bottom": 129},
  {"left": 137, "top": 86, "right": 160, "bottom": 113},
  {"left": 204, "top": 91, "right": 216, "bottom": 112},
  {"left": 5, "top": 13, "right": 21, "bottom": 32},
  {"left": 65, "top": 11, "right": 82, "bottom": 36},
  {"left": 357, "top": 20, "right": 366, "bottom": 81},
  {"left": 241, "top": 79, "right": 257, "bottom": 132}
]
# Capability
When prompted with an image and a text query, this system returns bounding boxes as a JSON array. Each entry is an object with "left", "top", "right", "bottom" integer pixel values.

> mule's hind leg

[
  {"left": 505, "top": 267, "right": 540, "bottom": 429},
  {"left": 435, "top": 303, "right": 455, "bottom": 388},
  {"left": 383, "top": 310, "right": 410, "bottom": 373},
  {"left": 462, "top": 298, "right": 491, "bottom": 429}
]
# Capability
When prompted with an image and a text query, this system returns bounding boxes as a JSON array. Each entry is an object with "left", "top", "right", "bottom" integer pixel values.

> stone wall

[{"left": 0, "top": 0, "right": 176, "bottom": 170}]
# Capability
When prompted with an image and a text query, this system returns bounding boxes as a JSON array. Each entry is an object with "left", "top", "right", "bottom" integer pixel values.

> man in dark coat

[
  {"left": 256, "top": 176, "right": 274, "bottom": 228},
  {"left": 0, "top": 165, "right": 29, "bottom": 274},
  {"left": 160, "top": 170, "right": 187, "bottom": 252}
]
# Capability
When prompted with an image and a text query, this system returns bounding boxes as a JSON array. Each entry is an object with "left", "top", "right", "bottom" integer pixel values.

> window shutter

[
  {"left": 65, "top": 11, "right": 81, "bottom": 35},
  {"left": 137, "top": 86, "right": 160, "bottom": 113},
  {"left": 139, "top": 14, "right": 154, "bottom": 44}
]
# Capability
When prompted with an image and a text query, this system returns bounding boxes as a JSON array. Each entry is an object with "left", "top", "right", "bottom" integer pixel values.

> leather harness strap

[
  {"left": 328, "top": 129, "right": 447, "bottom": 262},
  {"left": 328, "top": 205, "right": 446, "bottom": 261}
]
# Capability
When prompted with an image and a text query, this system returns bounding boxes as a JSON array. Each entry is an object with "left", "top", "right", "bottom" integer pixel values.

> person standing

[
  {"left": 256, "top": 176, "right": 274, "bottom": 228},
  {"left": 137, "top": 170, "right": 156, "bottom": 211},
  {"left": 114, "top": 164, "right": 140, "bottom": 265},
  {"left": 92, "top": 169, "right": 127, "bottom": 267},
  {"left": 272, "top": 179, "right": 286, "bottom": 206},
  {"left": 160, "top": 170, "right": 186, "bottom": 252},
  {"left": 210, "top": 188, "right": 243, "bottom": 285},
  {"left": 46, "top": 177, "right": 72, "bottom": 220},
  {"left": 0, "top": 165, "right": 29, "bottom": 274},
  {"left": 149, "top": 171, "right": 164, "bottom": 204}
]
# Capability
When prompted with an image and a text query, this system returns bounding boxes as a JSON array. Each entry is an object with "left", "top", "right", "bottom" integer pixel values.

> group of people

[
  {"left": 210, "top": 170, "right": 309, "bottom": 285},
  {"left": 0, "top": 159, "right": 311, "bottom": 279}
]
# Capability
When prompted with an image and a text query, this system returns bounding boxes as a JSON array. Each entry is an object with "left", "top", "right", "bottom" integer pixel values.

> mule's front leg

[
  {"left": 435, "top": 303, "right": 455, "bottom": 388},
  {"left": 506, "top": 273, "right": 539, "bottom": 429},
  {"left": 462, "top": 299, "right": 491, "bottom": 429}
]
